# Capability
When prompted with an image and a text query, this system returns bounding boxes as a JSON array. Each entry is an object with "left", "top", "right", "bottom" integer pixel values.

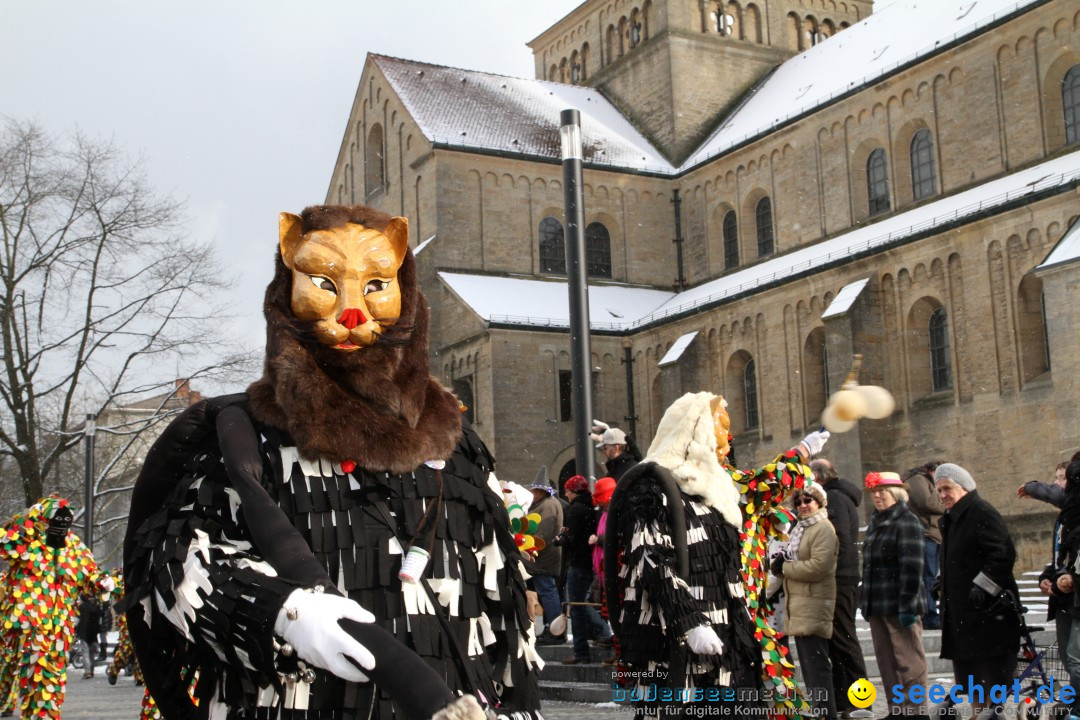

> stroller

[{"left": 935, "top": 573, "right": 1068, "bottom": 719}]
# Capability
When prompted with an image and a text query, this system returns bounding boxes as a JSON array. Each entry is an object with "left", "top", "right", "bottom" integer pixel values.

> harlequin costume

[
  {"left": 0, "top": 495, "right": 111, "bottom": 720},
  {"left": 605, "top": 392, "right": 822, "bottom": 716},
  {"left": 123, "top": 206, "right": 540, "bottom": 720},
  {"left": 103, "top": 576, "right": 161, "bottom": 720}
]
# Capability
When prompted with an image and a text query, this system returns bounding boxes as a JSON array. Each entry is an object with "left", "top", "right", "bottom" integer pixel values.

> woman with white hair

[
  {"left": 935, "top": 463, "right": 1020, "bottom": 720},
  {"left": 860, "top": 471, "right": 928, "bottom": 716}
]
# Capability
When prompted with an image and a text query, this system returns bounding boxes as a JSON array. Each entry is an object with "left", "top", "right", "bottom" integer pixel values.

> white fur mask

[{"left": 644, "top": 391, "right": 742, "bottom": 527}]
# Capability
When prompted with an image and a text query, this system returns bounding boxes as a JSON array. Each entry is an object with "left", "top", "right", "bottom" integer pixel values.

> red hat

[
  {"left": 865, "top": 471, "right": 905, "bottom": 490},
  {"left": 565, "top": 475, "right": 589, "bottom": 493},
  {"left": 593, "top": 477, "right": 616, "bottom": 506}
]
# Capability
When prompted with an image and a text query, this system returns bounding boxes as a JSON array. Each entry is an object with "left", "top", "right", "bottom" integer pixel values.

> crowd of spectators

[{"left": 517, "top": 416, "right": 1080, "bottom": 720}]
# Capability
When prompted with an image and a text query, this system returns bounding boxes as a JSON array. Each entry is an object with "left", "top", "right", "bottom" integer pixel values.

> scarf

[{"left": 786, "top": 507, "right": 828, "bottom": 560}]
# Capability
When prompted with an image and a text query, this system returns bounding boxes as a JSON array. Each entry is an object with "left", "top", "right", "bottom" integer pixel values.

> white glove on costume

[
  {"left": 685, "top": 625, "right": 724, "bottom": 655},
  {"left": 798, "top": 430, "right": 830, "bottom": 459},
  {"left": 590, "top": 419, "right": 610, "bottom": 445},
  {"left": 100, "top": 575, "right": 116, "bottom": 593},
  {"left": 274, "top": 589, "right": 377, "bottom": 683}
]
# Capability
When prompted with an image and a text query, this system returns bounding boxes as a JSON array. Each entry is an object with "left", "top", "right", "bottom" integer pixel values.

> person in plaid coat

[{"left": 860, "top": 471, "right": 928, "bottom": 716}]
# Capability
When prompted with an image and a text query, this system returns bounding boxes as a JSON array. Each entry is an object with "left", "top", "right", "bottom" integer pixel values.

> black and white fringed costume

[
  {"left": 607, "top": 393, "right": 762, "bottom": 712},
  {"left": 122, "top": 206, "right": 541, "bottom": 720}
]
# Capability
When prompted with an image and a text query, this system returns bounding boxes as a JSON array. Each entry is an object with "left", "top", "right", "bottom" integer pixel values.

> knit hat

[
  {"left": 934, "top": 463, "right": 975, "bottom": 491},
  {"left": 799, "top": 481, "right": 828, "bottom": 508},
  {"left": 593, "top": 477, "right": 616, "bottom": 506},
  {"left": 564, "top": 475, "right": 589, "bottom": 493},
  {"left": 864, "top": 471, "right": 906, "bottom": 490}
]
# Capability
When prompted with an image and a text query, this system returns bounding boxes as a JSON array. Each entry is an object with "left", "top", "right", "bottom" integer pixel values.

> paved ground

[
  {"left": 57, "top": 671, "right": 638, "bottom": 719},
  {"left": 53, "top": 661, "right": 1067, "bottom": 719}
]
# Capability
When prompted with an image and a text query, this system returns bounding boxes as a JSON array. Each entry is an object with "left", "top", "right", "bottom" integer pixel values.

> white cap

[{"left": 596, "top": 427, "right": 627, "bottom": 448}]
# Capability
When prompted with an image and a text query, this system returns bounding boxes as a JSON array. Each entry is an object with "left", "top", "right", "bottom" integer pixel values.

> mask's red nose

[{"left": 338, "top": 308, "right": 367, "bottom": 330}]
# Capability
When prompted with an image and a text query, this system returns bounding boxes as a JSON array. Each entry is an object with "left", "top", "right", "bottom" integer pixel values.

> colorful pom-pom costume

[
  {"left": 103, "top": 577, "right": 160, "bottom": 720},
  {"left": 0, "top": 495, "right": 111, "bottom": 720}
]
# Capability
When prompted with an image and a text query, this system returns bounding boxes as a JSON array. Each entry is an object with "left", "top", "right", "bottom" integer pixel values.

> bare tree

[{"left": 0, "top": 118, "right": 247, "bottom": 509}]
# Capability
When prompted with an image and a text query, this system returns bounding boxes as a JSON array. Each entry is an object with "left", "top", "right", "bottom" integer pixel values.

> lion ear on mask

[
  {"left": 278, "top": 212, "right": 304, "bottom": 265},
  {"left": 384, "top": 216, "right": 409, "bottom": 266}
]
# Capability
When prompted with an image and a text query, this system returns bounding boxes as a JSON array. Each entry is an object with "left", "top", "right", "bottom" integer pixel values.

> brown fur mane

[{"left": 247, "top": 204, "right": 462, "bottom": 472}]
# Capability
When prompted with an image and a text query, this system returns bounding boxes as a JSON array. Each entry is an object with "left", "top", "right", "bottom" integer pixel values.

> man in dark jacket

[
  {"left": 529, "top": 483, "right": 565, "bottom": 644},
  {"left": 936, "top": 463, "right": 1020, "bottom": 720},
  {"left": 811, "top": 458, "right": 868, "bottom": 718},
  {"left": 559, "top": 475, "right": 611, "bottom": 664},
  {"left": 905, "top": 461, "right": 945, "bottom": 629},
  {"left": 76, "top": 594, "right": 102, "bottom": 679},
  {"left": 594, "top": 427, "right": 640, "bottom": 481}
]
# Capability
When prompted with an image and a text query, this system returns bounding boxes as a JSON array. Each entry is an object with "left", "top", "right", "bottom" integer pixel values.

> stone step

[
  {"left": 537, "top": 626, "right": 1058, "bottom": 705},
  {"left": 536, "top": 571, "right": 1057, "bottom": 706},
  {"left": 540, "top": 661, "right": 617, "bottom": 685},
  {"left": 539, "top": 679, "right": 617, "bottom": 704}
]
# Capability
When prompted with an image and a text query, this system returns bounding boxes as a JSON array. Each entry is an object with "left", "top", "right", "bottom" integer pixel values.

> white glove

[
  {"left": 99, "top": 575, "right": 116, "bottom": 593},
  {"left": 798, "top": 430, "right": 830, "bottom": 458},
  {"left": 590, "top": 418, "right": 610, "bottom": 444},
  {"left": 274, "top": 589, "right": 376, "bottom": 683},
  {"left": 685, "top": 625, "right": 724, "bottom": 655}
]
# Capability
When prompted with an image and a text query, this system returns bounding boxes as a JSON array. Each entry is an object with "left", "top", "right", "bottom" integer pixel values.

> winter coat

[
  {"left": 939, "top": 490, "right": 1020, "bottom": 661},
  {"left": 529, "top": 493, "right": 563, "bottom": 577},
  {"left": 783, "top": 519, "right": 838, "bottom": 639},
  {"left": 592, "top": 509, "right": 607, "bottom": 578},
  {"left": 606, "top": 452, "right": 638, "bottom": 482},
  {"left": 905, "top": 469, "right": 945, "bottom": 544},
  {"left": 860, "top": 501, "right": 927, "bottom": 618},
  {"left": 563, "top": 492, "right": 597, "bottom": 570},
  {"left": 824, "top": 477, "right": 862, "bottom": 586},
  {"left": 77, "top": 597, "right": 102, "bottom": 643},
  {"left": 1023, "top": 482, "right": 1065, "bottom": 508}
]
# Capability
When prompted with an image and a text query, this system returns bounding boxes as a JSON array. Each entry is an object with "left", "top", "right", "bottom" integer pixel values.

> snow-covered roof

[
  {"left": 437, "top": 273, "right": 674, "bottom": 331},
  {"left": 822, "top": 278, "right": 870, "bottom": 319},
  {"left": 658, "top": 332, "right": 699, "bottom": 366},
  {"left": 680, "top": 0, "right": 1043, "bottom": 170},
  {"left": 371, "top": 1, "right": 1042, "bottom": 176},
  {"left": 1038, "top": 216, "right": 1080, "bottom": 271},
  {"left": 372, "top": 55, "right": 672, "bottom": 173},
  {"left": 642, "top": 149, "right": 1080, "bottom": 328},
  {"left": 414, "top": 234, "right": 436, "bottom": 256},
  {"left": 439, "top": 148, "right": 1080, "bottom": 332}
]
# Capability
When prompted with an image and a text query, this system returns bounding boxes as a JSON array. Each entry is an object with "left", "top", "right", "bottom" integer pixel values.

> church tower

[{"left": 529, "top": 0, "right": 873, "bottom": 163}]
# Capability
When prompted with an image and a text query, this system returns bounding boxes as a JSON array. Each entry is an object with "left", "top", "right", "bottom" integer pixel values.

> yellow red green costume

[{"left": 0, "top": 496, "right": 109, "bottom": 720}]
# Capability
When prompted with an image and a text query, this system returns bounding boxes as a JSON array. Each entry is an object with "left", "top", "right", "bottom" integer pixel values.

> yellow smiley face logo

[{"left": 848, "top": 678, "right": 876, "bottom": 709}]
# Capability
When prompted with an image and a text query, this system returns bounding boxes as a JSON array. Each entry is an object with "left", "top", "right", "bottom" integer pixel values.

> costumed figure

[
  {"left": 0, "top": 495, "right": 113, "bottom": 720},
  {"left": 122, "top": 205, "right": 540, "bottom": 720},
  {"left": 605, "top": 392, "right": 828, "bottom": 715},
  {"left": 105, "top": 575, "right": 161, "bottom": 720}
]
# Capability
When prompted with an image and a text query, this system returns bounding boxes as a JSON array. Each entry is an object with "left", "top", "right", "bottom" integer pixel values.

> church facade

[{"left": 326, "top": 0, "right": 1080, "bottom": 565}]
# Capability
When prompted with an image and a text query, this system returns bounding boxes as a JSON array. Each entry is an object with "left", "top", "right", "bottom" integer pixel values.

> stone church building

[{"left": 327, "top": 0, "right": 1080, "bottom": 563}]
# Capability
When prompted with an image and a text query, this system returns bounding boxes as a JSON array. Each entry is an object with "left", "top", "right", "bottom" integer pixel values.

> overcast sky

[
  {"left": 0, "top": 0, "right": 582, "bottom": 377},
  {"left": 0, "top": 0, "right": 899, "bottom": 389}
]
